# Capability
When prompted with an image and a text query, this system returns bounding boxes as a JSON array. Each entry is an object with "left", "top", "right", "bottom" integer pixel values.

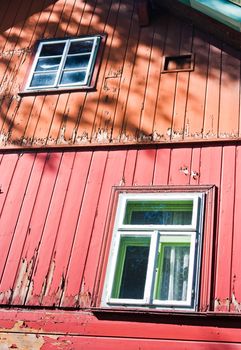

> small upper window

[
  {"left": 102, "top": 192, "right": 205, "bottom": 310},
  {"left": 25, "top": 36, "right": 103, "bottom": 92}
]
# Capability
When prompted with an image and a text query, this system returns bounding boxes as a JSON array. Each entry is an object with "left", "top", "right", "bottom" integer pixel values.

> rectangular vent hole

[{"left": 162, "top": 54, "right": 194, "bottom": 73}]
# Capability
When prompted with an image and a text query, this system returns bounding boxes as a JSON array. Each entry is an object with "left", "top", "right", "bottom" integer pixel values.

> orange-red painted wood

[{"left": 1, "top": 0, "right": 241, "bottom": 147}]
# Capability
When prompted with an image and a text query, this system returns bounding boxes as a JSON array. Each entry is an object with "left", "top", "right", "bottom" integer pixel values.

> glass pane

[
  {"left": 123, "top": 200, "right": 193, "bottom": 225},
  {"left": 60, "top": 71, "right": 86, "bottom": 85},
  {"left": 40, "top": 43, "right": 65, "bottom": 56},
  {"left": 64, "top": 54, "right": 91, "bottom": 69},
  {"left": 155, "top": 243, "right": 190, "bottom": 301},
  {"left": 35, "top": 57, "right": 62, "bottom": 72},
  {"left": 111, "top": 237, "right": 150, "bottom": 299},
  {"left": 68, "top": 40, "right": 94, "bottom": 54},
  {"left": 30, "top": 72, "right": 56, "bottom": 87}
]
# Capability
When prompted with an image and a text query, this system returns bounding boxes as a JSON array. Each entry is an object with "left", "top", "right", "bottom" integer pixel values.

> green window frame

[{"left": 102, "top": 192, "right": 205, "bottom": 310}]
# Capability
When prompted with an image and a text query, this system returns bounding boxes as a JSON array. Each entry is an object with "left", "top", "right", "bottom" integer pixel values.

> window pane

[
  {"left": 40, "top": 43, "right": 65, "bottom": 56},
  {"left": 155, "top": 243, "right": 190, "bottom": 301},
  {"left": 35, "top": 57, "right": 62, "bottom": 72},
  {"left": 123, "top": 200, "right": 193, "bottom": 225},
  {"left": 111, "top": 237, "right": 150, "bottom": 299},
  {"left": 68, "top": 40, "right": 94, "bottom": 54},
  {"left": 60, "top": 71, "right": 86, "bottom": 85},
  {"left": 30, "top": 72, "right": 56, "bottom": 87},
  {"left": 64, "top": 54, "right": 91, "bottom": 69}
]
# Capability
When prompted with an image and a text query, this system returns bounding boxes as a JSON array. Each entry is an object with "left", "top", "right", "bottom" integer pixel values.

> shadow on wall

[{"left": 0, "top": 0, "right": 240, "bottom": 149}]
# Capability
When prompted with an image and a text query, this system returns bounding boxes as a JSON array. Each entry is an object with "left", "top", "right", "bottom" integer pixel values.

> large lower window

[
  {"left": 102, "top": 192, "right": 205, "bottom": 310},
  {"left": 24, "top": 35, "right": 104, "bottom": 92}
]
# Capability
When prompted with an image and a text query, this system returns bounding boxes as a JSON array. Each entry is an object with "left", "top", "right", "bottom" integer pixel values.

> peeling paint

[
  {"left": 12, "top": 258, "right": 35, "bottom": 305},
  {"left": 231, "top": 293, "right": 241, "bottom": 312},
  {"left": 214, "top": 298, "right": 231, "bottom": 311}
]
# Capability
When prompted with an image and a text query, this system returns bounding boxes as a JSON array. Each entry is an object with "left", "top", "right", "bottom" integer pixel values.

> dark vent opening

[{"left": 162, "top": 54, "right": 194, "bottom": 73}]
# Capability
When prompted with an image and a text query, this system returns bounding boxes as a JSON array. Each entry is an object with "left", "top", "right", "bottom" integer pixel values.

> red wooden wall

[
  {"left": 0, "top": 143, "right": 240, "bottom": 312},
  {"left": 0, "top": 0, "right": 241, "bottom": 147}
]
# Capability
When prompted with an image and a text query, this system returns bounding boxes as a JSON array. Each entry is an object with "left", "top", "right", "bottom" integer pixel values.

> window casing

[
  {"left": 102, "top": 192, "right": 205, "bottom": 310},
  {"left": 24, "top": 36, "right": 103, "bottom": 92}
]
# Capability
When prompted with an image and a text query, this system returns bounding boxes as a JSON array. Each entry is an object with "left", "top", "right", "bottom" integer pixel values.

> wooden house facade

[{"left": 1, "top": 0, "right": 241, "bottom": 348}]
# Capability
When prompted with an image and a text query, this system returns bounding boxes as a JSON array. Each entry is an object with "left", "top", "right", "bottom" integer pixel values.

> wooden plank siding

[
  {"left": 0, "top": 143, "right": 239, "bottom": 312},
  {"left": 0, "top": 0, "right": 241, "bottom": 148}
]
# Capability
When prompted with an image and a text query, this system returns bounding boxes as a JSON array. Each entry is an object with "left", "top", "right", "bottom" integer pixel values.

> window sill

[
  {"left": 18, "top": 85, "right": 96, "bottom": 97},
  {"left": 91, "top": 307, "right": 241, "bottom": 326}
]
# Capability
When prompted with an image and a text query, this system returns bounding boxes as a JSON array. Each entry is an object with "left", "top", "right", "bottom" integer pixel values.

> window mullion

[
  {"left": 143, "top": 230, "right": 159, "bottom": 304},
  {"left": 55, "top": 40, "right": 70, "bottom": 86}
]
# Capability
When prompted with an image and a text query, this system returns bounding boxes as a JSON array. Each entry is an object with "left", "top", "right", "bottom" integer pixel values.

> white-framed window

[
  {"left": 25, "top": 36, "right": 102, "bottom": 91},
  {"left": 102, "top": 192, "right": 205, "bottom": 310}
]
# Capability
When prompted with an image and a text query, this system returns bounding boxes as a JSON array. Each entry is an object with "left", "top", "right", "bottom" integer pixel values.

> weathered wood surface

[
  {"left": 0, "top": 144, "right": 240, "bottom": 312},
  {"left": 0, "top": 0, "right": 241, "bottom": 147},
  {"left": 0, "top": 308, "right": 241, "bottom": 349}
]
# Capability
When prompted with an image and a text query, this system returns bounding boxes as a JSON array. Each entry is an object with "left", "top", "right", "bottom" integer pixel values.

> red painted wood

[
  {"left": 83, "top": 149, "right": 127, "bottom": 306},
  {"left": 154, "top": 16, "right": 180, "bottom": 141},
  {"left": 231, "top": 146, "right": 241, "bottom": 311},
  {"left": 11, "top": 152, "right": 62, "bottom": 305},
  {"left": 41, "top": 151, "right": 93, "bottom": 306},
  {"left": 171, "top": 22, "right": 193, "bottom": 140},
  {"left": 0, "top": 154, "right": 19, "bottom": 215},
  {"left": 153, "top": 148, "right": 171, "bottom": 185},
  {"left": 203, "top": 41, "right": 221, "bottom": 138},
  {"left": 185, "top": 31, "right": 209, "bottom": 139},
  {"left": 25, "top": 151, "right": 76, "bottom": 306},
  {"left": 0, "top": 153, "right": 46, "bottom": 304},
  {"left": 0, "top": 154, "right": 35, "bottom": 282},
  {"left": 123, "top": 149, "right": 138, "bottom": 186},
  {"left": 61, "top": 150, "right": 108, "bottom": 307},
  {"left": 214, "top": 146, "right": 236, "bottom": 311},
  {"left": 219, "top": 48, "right": 240, "bottom": 138},
  {"left": 168, "top": 147, "right": 192, "bottom": 185},
  {"left": 133, "top": 148, "right": 156, "bottom": 185}
]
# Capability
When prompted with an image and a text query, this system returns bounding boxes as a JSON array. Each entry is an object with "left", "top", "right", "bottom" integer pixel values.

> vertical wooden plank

[
  {"left": 25, "top": 152, "right": 76, "bottom": 306},
  {"left": 41, "top": 151, "right": 93, "bottom": 306},
  {"left": 12, "top": 0, "right": 57, "bottom": 145},
  {"left": 203, "top": 39, "right": 221, "bottom": 139},
  {"left": 184, "top": 30, "right": 209, "bottom": 139},
  {"left": 0, "top": 0, "right": 25, "bottom": 51},
  {"left": 0, "top": 153, "right": 35, "bottom": 283},
  {"left": 81, "top": 149, "right": 127, "bottom": 307},
  {"left": 76, "top": 0, "right": 119, "bottom": 143},
  {"left": 190, "top": 147, "right": 201, "bottom": 185},
  {"left": 153, "top": 148, "right": 171, "bottom": 185},
  {"left": 110, "top": 5, "right": 139, "bottom": 143},
  {"left": 11, "top": 152, "right": 62, "bottom": 305},
  {"left": 61, "top": 150, "right": 108, "bottom": 307},
  {"left": 139, "top": 16, "right": 167, "bottom": 140},
  {"left": 30, "top": 0, "right": 70, "bottom": 145},
  {"left": 214, "top": 146, "right": 235, "bottom": 311},
  {"left": 123, "top": 149, "right": 138, "bottom": 186},
  {"left": 92, "top": 0, "right": 132, "bottom": 143},
  {"left": 133, "top": 148, "right": 156, "bottom": 185},
  {"left": 231, "top": 146, "right": 241, "bottom": 311},
  {"left": 218, "top": 47, "right": 240, "bottom": 138},
  {"left": 121, "top": 25, "right": 154, "bottom": 141},
  {"left": 0, "top": 153, "right": 47, "bottom": 304},
  {"left": 168, "top": 147, "right": 192, "bottom": 185},
  {"left": 0, "top": 154, "right": 19, "bottom": 214},
  {"left": 198, "top": 146, "right": 222, "bottom": 310},
  {"left": 153, "top": 16, "right": 181, "bottom": 141},
  {"left": 171, "top": 22, "right": 193, "bottom": 141}
]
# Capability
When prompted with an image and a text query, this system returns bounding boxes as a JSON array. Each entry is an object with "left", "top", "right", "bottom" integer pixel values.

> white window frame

[
  {"left": 102, "top": 192, "right": 205, "bottom": 310},
  {"left": 25, "top": 36, "right": 101, "bottom": 91}
]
